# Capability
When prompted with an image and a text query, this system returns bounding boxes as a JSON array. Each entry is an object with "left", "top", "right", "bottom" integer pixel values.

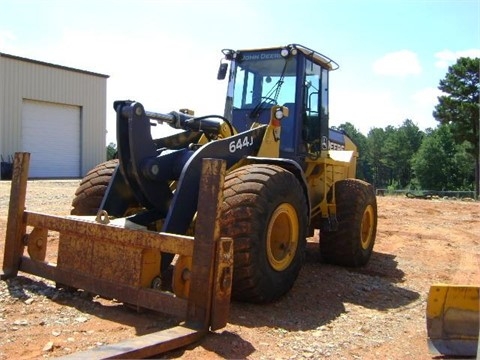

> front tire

[
  {"left": 71, "top": 160, "right": 119, "bottom": 215},
  {"left": 221, "top": 164, "right": 308, "bottom": 303},
  {"left": 320, "top": 179, "right": 377, "bottom": 267}
]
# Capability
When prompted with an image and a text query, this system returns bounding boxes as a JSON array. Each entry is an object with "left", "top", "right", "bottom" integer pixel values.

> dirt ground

[{"left": 0, "top": 180, "right": 479, "bottom": 360}]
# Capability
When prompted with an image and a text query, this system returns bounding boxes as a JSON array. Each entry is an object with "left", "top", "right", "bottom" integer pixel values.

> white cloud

[
  {"left": 330, "top": 88, "right": 407, "bottom": 134},
  {"left": 372, "top": 50, "right": 422, "bottom": 77},
  {"left": 434, "top": 49, "right": 480, "bottom": 68},
  {"left": 329, "top": 85, "right": 445, "bottom": 135},
  {"left": 412, "top": 87, "right": 444, "bottom": 107}
]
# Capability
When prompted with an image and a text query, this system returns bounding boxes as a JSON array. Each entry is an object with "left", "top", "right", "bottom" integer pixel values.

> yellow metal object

[
  {"left": 256, "top": 105, "right": 289, "bottom": 158},
  {"left": 360, "top": 205, "right": 375, "bottom": 250},
  {"left": 179, "top": 108, "right": 194, "bottom": 116},
  {"left": 266, "top": 203, "right": 299, "bottom": 271},
  {"left": 305, "top": 154, "right": 352, "bottom": 222},
  {"left": 257, "top": 126, "right": 281, "bottom": 158},
  {"left": 426, "top": 284, "right": 479, "bottom": 356},
  {"left": 173, "top": 255, "right": 192, "bottom": 299},
  {"left": 141, "top": 249, "right": 162, "bottom": 288},
  {"left": 26, "top": 227, "right": 48, "bottom": 262}
]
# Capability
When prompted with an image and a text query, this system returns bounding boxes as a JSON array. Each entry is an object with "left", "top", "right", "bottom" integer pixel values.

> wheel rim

[
  {"left": 360, "top": 204, "right": 375, "bottom": 250},
  {"left": 266, "top": 203, "right": 299, "bottom": 271}
]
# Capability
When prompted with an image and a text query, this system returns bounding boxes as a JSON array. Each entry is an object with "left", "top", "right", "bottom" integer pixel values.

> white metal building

[{"left": 0, "top": 52, "right": 108, "bottom": 179}]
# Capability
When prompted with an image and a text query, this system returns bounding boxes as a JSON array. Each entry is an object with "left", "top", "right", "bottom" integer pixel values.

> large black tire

[
  {"left": 220, "top": 164, "right": 308, "bottom": 303},
  {"left": 71, "top": 160, "right": 119, "bottom": 215},
  {"left": 320, "top": 179, "right": 377, "bottom": 267}
]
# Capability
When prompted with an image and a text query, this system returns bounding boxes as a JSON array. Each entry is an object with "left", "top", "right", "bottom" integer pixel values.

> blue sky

[{"left": 1, "top": 0, "right": 479, "bottom": 143}]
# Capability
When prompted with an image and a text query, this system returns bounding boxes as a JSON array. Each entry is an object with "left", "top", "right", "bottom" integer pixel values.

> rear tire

[
  {"left": 320, "top": 179, "right": 377, "bottom": 267},
  {"left": 220, "top": 164, "right": 308, "bottom": 303},
  {"left": 71, "top": 160, "right": 119, "bottom": 215}
]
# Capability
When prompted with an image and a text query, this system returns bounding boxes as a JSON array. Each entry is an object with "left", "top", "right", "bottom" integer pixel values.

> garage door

[{"left": 21, "top": 100, "right": 81, "bottom": 178}]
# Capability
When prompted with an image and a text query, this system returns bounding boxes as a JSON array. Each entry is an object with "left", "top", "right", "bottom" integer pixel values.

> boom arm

[{"left": 106, "top": 101, "right": 267, "bottom": 236}]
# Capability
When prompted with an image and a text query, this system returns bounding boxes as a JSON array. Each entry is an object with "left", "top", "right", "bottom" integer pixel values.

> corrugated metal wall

[
  {"left": 0, "top": 56, "right": 4, "bottom": 160},
  {"left": 0, "top": 53, "right": 108, "bottom": 177}
]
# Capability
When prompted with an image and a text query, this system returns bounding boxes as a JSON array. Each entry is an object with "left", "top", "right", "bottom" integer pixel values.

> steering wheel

[{"left": 260, "top": 97, "right": 277, "bottom": 105}]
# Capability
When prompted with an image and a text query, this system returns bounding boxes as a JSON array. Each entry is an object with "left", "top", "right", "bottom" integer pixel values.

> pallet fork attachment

[{"left": 1, "top": 152, "right": 233, "bottom": 359}]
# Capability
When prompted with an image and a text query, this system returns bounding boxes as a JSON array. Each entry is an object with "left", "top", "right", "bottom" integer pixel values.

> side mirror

[{"left": 217, "top": 62, "right": 228, "bottom": 80}]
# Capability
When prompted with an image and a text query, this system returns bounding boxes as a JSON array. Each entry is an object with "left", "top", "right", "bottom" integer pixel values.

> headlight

[{"left": 275, "top": 108, "right": 284, "bottom": 120}]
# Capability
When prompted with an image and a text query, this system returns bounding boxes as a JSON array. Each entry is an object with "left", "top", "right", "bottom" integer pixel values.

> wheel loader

[
  {"left": 1, "top": 43, "right": 378, "bottom": 357},
  {"left": 71, "top": 43, "right": 378, "bottom": 304}
]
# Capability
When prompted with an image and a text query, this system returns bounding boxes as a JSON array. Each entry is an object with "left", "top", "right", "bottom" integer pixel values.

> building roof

[{"left": 0, "top": 52, "right": 109, "bottom": 78}]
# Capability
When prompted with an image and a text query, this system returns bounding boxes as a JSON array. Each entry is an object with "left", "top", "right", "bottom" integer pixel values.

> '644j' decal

[{"left": 229, "top": 136, "right": 254, "bottom": 153}]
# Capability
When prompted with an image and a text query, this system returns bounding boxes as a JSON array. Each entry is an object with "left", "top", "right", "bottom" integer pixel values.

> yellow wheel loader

[
  {"left": 2, "top": 44, "right": 379, "bottom": 357},
  {"left": 68, "top": 44, "right": 479, "bottom": 357},
  {"left": 71, "top": 44, "right": 377, "bottom": 304}
]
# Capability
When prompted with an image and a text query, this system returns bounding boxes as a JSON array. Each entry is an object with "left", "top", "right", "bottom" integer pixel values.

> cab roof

[{"left": 236, "top": 44, "right": 339, "bottom": 71}]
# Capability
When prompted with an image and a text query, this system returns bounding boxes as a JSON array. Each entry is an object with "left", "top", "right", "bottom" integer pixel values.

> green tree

[
  {"left": 381, "top": 120, "right": 424, "bottom": 188},
  {"left": 412, "top": 125, "right": 474, "bottom": 191},
  {"left": 106, "top": 142, "right": 117, "bottom": 160},
  {"left": 366, "top": 127, "right": 390, "bottom": 188},
  {"left": 433, "top": 57, "right": 479, "bottom": 197}
]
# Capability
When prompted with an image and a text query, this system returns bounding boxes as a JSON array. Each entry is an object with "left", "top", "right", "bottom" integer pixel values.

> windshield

[{"left": 232, "top": 50, "right": 297, "bottom": 110}]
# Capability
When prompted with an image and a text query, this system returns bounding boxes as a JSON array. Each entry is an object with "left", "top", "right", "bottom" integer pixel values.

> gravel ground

[{"left": 0, "top": 180, "right": 479, "bottom": 359}]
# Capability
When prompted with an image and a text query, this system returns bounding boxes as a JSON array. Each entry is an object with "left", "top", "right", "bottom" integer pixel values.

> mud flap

[{"left": 426, "top": 284, "right": 479, "bottom": 357}]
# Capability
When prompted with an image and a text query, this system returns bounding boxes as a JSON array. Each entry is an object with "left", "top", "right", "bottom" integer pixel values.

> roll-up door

[{"left": 21, "top": 100, "right": 81, "bottom": 178}]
